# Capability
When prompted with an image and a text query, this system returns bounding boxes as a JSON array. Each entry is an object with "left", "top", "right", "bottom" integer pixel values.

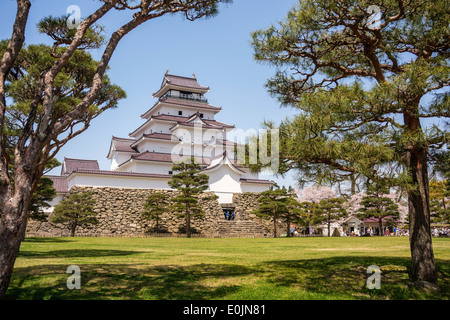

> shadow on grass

[
  {"left": 23, "top": 237, "right": 74, "bottom": 243},
  {"left": 260, "top": 256, "right": 450, "bottom": 300},
  {"left": 7, "top": 256, "right": 450, "bottom": 300},
  {"left": 18, "top": 249, "right": 141, "bottom": 259},
  {"left": 6, "top": 263, "right": 253, "bottom": 300}
]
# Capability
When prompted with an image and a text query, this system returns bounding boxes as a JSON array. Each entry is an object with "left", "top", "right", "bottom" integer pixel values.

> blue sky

[{"left": 0, "top": 0, "right": 300, "bottom": 187}]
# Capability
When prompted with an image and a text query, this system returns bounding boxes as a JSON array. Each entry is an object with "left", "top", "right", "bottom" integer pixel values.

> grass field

[{"left": 6, "top": 236, "right": 450, "bottom": 300}]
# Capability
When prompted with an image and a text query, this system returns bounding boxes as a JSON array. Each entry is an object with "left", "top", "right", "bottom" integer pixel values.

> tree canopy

[
  {"left": 251, "top": 0, "right": 448, "bottom": 285},
  {"left": 168, "top": 158, "right": 214, "bottom": 237},
  {"left": 51, "top": 191, "right": 98, "bottom": 237}
]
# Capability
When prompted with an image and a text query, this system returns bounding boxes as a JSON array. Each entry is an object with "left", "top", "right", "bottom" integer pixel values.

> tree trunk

[
  {"left": 286, "top": 218, "right": 291, "bottom": 237},
  {"left": 273, "top": 209, "right": 277, "bottom": 238},
  {"left": 328, "top": 221, "right": 331, "bottom": 237},
  {"left": 379, "top": 218, "right": 384, "bottom": 237},
  {"left": 403, "top": 106, "right": 438, "bottom": 285},
  {"left": 70, "top": 223, "right": 76, "bottom": 237},
  {"left": 186, "top": 204, "right": 191, "bottom": 239},
  {"left": 407, "top": 147, "right": 438, "bottom": 284},
  {"left": 0, "top": 192, "right": 31, "bottom": 299}
]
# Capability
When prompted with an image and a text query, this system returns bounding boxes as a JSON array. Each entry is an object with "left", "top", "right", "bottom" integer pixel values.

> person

[
  {"left": 290, "top": 224, "right": 295, "bottom": 237},
  {"left": 231, "top": 212, "right": 235, "bottom": 221}
]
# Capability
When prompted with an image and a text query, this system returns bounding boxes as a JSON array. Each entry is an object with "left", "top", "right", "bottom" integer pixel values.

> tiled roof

[
  {"left": 45, "top": 175, "right": 69, "bottom": 193},
  {"left": 142, "top": 132, "right": 174, "bottom": 140},
  {"left": 111, "top": 136, "right": 139, "bottom": 153},
  {"left": 70, "top": 168, "right": 171, "bottom": 179},
  {"left": 239, "top": 178, "right": 273, "bottom": 185},
  {"left": 61, "top": 158, "right": 99, "bottom": 175},
  {"left": 160, "top": 97, "right": 222, "bottom": 111},
  {"left": 164, "top": 74, "right": 209, "bottom": 90},
  {"left": 152, "top": 113, "right": 233, "bottom": 128},
  {"left": 130, "top": 113, "right": 233, "bottom": 137},
  {"left": 129, "top": 151, "right": 211, "bottom": 165}
]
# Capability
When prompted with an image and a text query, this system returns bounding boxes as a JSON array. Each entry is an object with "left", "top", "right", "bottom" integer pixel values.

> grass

[{"left": 6, "top": 236, "right": 450, "bottom": 300}]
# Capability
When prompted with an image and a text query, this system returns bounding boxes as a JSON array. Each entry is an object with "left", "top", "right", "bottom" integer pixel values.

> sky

[{"left": 0, "top": 0, "right": 301, "bottom": 188}]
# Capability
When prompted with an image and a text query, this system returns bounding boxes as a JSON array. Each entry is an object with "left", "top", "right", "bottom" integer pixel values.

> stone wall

[
  {"left": 233, "top": 193, "right": 288, "bottom": 237},
  {"left": 26, "top": 187, "right": 276, "bottom": 238}
]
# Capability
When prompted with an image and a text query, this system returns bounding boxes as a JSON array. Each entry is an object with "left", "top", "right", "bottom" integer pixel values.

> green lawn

[{"left": 6, "top": 236, "right": 450, "bottom": 300}]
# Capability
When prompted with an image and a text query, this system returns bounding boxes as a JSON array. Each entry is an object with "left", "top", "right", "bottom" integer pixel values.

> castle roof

[
  {"left": 118, "top": 151, "right": 210, "bottom": 168},
  {"left": 140, "top": 98, "right": 222, "bottom": 120},
  {"left": 68, "top": 169, "right": 171, "bottom": 180},
  {"left": 130, "top": 113, "right": 233, "bottom": 137},
  {"left": 164, "top": 74, "right": 209, "bottom": 91},
  {"left": 61, "top": 158, "right": 99, "bottom": 176},
  {"left": 45, "top": 175, "right": 69, "bottom": 193},
  {"left": 153, "top": 73, "right": 210, "bottom": 98}
]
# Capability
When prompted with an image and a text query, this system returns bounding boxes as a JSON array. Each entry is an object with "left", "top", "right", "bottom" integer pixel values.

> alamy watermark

[
  {"left": 367, "top": 5, "right": 382, "bottom": 30},
  {"left": 66, "top": 5, "right": 81, "bottom": 30},
  {"left": 66, "top": 265, "right": 81, "bottom": 290},
  {"left": 169, "top": 124, "right": 280, "bottom": 174},
  {"left": 366, "top": 265, "right": 381, "bottom": 290}
]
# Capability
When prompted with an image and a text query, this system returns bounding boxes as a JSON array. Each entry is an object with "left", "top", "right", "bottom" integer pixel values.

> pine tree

[
  {"left": 0, "top": 0, "right": 231, "bottom": 298},
  {"left": 251, "top": 0, "right": 448, "bottom": 284},
  {"left": 168, "top": 158, "right": 214, "bottom": 238},
  {"left": 317, "top": 198, "right": 348, "bottom": 237},
  {"left": 429, "top": 180, "right": 450, "bottom": 225},
  {"left": 297, "top": 201, "right": 320, "bottom": 235},
  {"left": 253, "top": 187, "right": 301, "bottom": 237},
  {"left": 142, "top": 193, "right": 169, "bottom": 233},
  {"left": 51, "top": 192, "right": 98, "bottom": 237},
  {"left": 357, "top": 184, "right": 400, "bottom": 236},
  {"left": 28, "top": 177, "right": 57, "bottom": 222}
]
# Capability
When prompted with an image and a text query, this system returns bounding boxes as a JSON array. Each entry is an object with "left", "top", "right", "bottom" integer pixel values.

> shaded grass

[{"left": 6, "top": 237, "right": 450, "bottom": 300}]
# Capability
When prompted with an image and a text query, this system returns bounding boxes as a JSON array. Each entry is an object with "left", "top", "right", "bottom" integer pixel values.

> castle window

[
  {"left": 178, "top": 110, "right": 183, "bottom": 116},
  {"left": 200, "top": 113, "right": 204, "bottom": 118}
]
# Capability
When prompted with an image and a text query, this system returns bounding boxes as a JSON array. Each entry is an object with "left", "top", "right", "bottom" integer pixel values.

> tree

[
  {"left": 297, "top": 201, "right": 320, "bottom": 235},
  {"left": 28, "top": 177, "right": 57, "bottom": 222},
  {"left": 0, "top": 0, "right": 231, "bottom": 299},
  {"left": 253, "top": 187, "right": 300, "bottom": 237},
  {"left": 283, "top": 195, "right": 304, "bottom": 237},
  {"left": 429, "top": 180, "right": 449, "bottom": 225},
  {"left": 317, "top": 197, "right": 348, "bottom": 237},
  {"left": 251, "top": 0, "right": 448, "bottom": 284},
  {"left": 168, "top": 158, "right": 213, "bottom": 238},
  {"left": 141, "top": 193, "right": 169, "bottom": 233},
  {"left": 357, "top": 184, "right": 401, "bottom": 236},
  {"left": 50, "top": 192, "right": 98, "bottom": 237}
]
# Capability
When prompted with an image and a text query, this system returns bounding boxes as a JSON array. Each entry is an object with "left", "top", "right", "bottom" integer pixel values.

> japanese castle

[{"left": 47, "top": 72, "right": 272, "bottom": 207}]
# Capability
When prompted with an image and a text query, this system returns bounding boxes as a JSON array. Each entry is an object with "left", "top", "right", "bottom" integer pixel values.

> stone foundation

[{"left": 26, "top": 187, "right": 280, "bottom": 238}]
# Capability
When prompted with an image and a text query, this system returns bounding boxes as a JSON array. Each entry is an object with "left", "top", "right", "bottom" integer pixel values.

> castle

[{"left": 46, "top": 73, "right": 273, "bottom": 213}]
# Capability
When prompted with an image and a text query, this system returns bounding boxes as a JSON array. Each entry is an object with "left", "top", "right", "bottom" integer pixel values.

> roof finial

[
  {"left": 192, "top": 73, "right": 196, "bottom": 79},
  {"left": 165, "top": 69, "right": 169, "bottom": 75}
]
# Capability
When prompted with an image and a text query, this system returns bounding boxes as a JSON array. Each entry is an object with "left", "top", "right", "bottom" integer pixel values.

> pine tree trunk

[
  {"left": 286, "top": 218, "right": 291, "bottom": 237},
  {"left": 273, "top": 209, "right": 277, "bottom": 238},
  {"left": 70, "top": 223, "right": 76, "bottom": 237},
  {"left": 407, "top": 147, "right": 438, "bottom": 284},
  {"left": 0, "top": 178, "right": 33, "bottom": 299},
  {"left": 186, "top": 204, "right": 191, "bottom": 238},
  {"left": 0, "top": 203, "right": 29, "bottom": 299}
]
